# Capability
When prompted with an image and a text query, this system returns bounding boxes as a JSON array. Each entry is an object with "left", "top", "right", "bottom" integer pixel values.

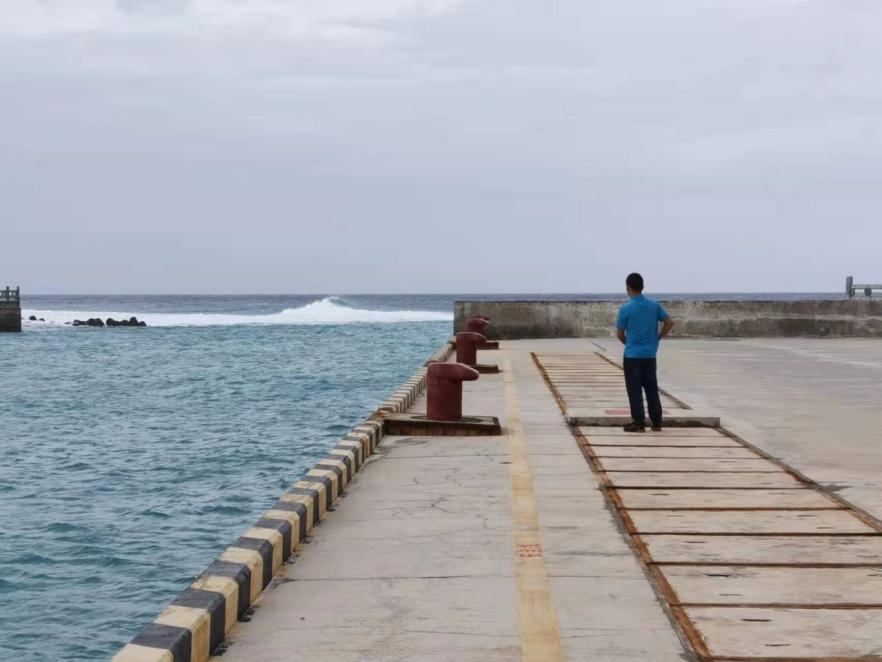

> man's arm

[
  {"left": 659, "top": 317, "right": 674, "bottom": 339},
  {"left": 616, "top": 306, "right": 627, "bottom": 345}
]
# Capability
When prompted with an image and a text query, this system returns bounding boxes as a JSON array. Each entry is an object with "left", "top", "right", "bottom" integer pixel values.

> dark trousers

[{"left": 623, "top": 358, "right": 663, "bottom": 426}]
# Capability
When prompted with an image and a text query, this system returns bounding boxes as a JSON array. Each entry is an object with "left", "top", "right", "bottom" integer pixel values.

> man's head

[{"left": 626, "top": 272, "right": 644, "bottom": 296}]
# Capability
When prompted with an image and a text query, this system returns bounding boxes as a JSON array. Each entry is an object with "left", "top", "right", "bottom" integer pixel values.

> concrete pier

[
  {"left": 210, "top": 337, "right": 882, "bottom": 661},
  {"left": 0, "top": 286, "right": 21, "bottom": 332},
  {"left": 216, "top": 344, "right": 685, "bottom": 661}
]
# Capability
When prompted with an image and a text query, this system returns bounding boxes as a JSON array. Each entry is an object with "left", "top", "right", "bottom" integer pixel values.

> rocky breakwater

[{"left": 71, "top": 317, "right": 147, "bottom": 327}]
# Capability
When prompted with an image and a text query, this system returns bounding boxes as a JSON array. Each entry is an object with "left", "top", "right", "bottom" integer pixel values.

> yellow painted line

[{"left": 501, "top": 346, "right": 564, "bottom": 662}]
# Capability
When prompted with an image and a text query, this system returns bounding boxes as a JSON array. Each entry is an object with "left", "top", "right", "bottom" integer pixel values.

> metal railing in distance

[
  {"left": 0, "top": 286, "right": 20, "bottom": 303},
  {"left": 846, "top": 277, "right": 882, "bottom": 298}
]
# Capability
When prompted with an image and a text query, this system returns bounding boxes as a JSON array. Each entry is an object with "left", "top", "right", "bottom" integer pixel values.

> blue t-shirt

[{"left": 616, "top": 294, "right": 669, "bottom": 359}]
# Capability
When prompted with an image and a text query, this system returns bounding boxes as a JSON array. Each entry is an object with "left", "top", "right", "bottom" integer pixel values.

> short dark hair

[{"left": 626, "top": 272, "right": 644, "bottom": 292}]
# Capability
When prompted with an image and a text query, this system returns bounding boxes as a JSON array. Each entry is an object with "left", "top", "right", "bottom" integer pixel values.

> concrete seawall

[{"left": 454, "top": 299, "right": 882, "bottom": 338}]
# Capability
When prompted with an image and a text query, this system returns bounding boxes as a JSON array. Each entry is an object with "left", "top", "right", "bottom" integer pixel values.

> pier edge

[{"left": 111, "top": 340, "right": 455, "bottom": 662}]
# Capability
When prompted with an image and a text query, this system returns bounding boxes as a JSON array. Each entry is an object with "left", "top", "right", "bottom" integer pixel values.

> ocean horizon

[{"left": 19, "top": 291, "right": 846, "bottom": 329}]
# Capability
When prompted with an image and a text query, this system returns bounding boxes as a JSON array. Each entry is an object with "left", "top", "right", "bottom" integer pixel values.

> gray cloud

[
  {"left": 115, "top": 0, "right": 192, "bottom": 15},
  {"left": 2, "top": 0, "right": 881, "bottom": 293}
]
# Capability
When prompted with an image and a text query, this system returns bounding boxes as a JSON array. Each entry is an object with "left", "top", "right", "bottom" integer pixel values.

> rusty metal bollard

[
  {"left": 455, "top": 331, "right": 486, "bottom": 366},
  {"left": 427, "top": 362, "right": 480, "bottom": 421},
  {"left": 466, "top": 316, "right": 489, "bottom": 334}
]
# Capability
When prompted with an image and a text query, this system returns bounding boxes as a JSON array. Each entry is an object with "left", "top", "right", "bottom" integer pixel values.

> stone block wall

[{"left": 454, "top": 299, "right": 882, "bottom": 338}]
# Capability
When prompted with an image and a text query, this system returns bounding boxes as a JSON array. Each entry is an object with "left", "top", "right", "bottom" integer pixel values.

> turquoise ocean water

[
  {"left": 1, "top": 295, "right": 456, "bottom": 662},
  {"left": 0, "top": 293, "right": 839, "bottom": 661}
]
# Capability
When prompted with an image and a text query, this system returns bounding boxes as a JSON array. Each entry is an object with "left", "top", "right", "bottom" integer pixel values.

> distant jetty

[
  {"left": 1, "top": 287, "right": 149, "bottom": 330},
  {"left": 0, "top": 287, "right": 21, "bottom": 332}
]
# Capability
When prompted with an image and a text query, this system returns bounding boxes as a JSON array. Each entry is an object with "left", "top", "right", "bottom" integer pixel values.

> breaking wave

[{"left": 22, "top": 297, "right": 452, "bottom": 328}]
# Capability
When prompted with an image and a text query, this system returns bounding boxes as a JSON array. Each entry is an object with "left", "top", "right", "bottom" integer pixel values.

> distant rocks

[
  {"left": 72, "top": 316, "right": 147, "bottom": 327},
  {"left": 29, "top": 315, "right": 37, "bottom": 321},
  {"left": 73, "top": 318, "right": 105, "bottom": 327},
  {"left": 106, "top": 316, "right": 147, "bottom": 327}
]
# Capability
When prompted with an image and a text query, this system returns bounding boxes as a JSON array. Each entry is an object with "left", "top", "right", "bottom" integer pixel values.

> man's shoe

[
  {"left": 623, "top": 422, "right": 646, "bottom": 433},
  {"left": 651, "top": 424, "right": 662, "bottom": 432}
]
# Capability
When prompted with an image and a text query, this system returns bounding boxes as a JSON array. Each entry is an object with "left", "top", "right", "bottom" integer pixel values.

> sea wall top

[{"left": 454, "top": 299, "right": 882, "bottom": 338}]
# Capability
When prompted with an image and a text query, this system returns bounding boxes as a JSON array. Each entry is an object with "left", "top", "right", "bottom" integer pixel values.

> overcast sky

[{"left": 2, "top": 0, "right": 881, "bottom": 294}]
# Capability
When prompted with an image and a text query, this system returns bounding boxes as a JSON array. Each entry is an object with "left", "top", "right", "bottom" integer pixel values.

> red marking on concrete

[{"left": 517, "top": 543, "right": 543, "bottom": 558}]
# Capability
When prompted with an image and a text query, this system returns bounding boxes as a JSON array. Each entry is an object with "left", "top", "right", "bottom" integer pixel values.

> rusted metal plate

[
  {"left": 586, "top": 436, "right": 743, "bottom": 448},
  {"left": 536, "top": 351, "right": 882, "bottom": 660},
  {"left": 592, "top": 446, "right": 761, "bottom": 459},
  {"left": 596, "top": 457, "right": 779, "bottom": 473},
  {"left": 560, "top": 397, "right": 632, "bottom": 402},
  {"left": 544, "top": 376, "right": 622, "bottom": 381},
  {"left": 382, "top": 413, "right": 501, "bottom": 436},
  {"left": 546, "top": 376, "right": 625, "bottom": 386},
  {"left": 685, "top": 606, "right": 882, "bottom": 658},
  {"left": 559, "top": 386, "right": 630, "bottom": 391},
  {"left": 618, "top": 488, "right": 841, "bottom": 510},
  {"left": 580, "top": 426, "right": 727, "bottom": 438},
  {"left": 644, "top": 535, "right": 882, "bottom": 565},
  {"left": 563, "top": 394, "right": 630, "bottom": 398},
  {"left": 535, "top": 353, "right": 691, "bottom": 421},
  {"left": 563, "top": 401, "right": 633, "bottom": 407},
  {"left": 665, "top": 565, "right": 882, "bottom": 606},
  {"left": 560, "top": 390, "right": 635, "bottom": 396},
  {"left": 562, "top": 396, "right": 632, "bottom": 401},
  {"left": 543, "top": 376, "right": 625, "bottom": 380},
  {"left": 606, "top": 472, "right": 802, "bottom": 489},
  {"left": 629, "top": 509, "right": 872, "bottom": 535},
  {"left": 569, "top": 411, "right": 720, "bottom": 427}
]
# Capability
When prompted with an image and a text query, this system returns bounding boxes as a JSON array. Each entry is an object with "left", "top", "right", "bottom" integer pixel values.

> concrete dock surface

[{"left": 216, "top": 338, "right": 882, "bottom": 661}]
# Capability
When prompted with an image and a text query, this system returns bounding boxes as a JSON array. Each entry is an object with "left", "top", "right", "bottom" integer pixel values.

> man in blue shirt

[{"left": 616, "top": 273, "right": 674, "bottom": 432}]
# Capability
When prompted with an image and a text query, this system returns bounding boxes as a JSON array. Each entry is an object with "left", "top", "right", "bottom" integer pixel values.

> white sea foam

[{"left": 22, "top": 297, "right": 453, "bottom": 328}]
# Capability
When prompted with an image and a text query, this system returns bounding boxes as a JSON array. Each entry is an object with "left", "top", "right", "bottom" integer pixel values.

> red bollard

[
  {"left": 467, "top": 317, "right": 489, "bottom": 334},
  {"left": 427, "top": 363, "right": 480, "bottom": 421},
  {"left": 456, "top": 331, "right": 486, "bottom": 366}
]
